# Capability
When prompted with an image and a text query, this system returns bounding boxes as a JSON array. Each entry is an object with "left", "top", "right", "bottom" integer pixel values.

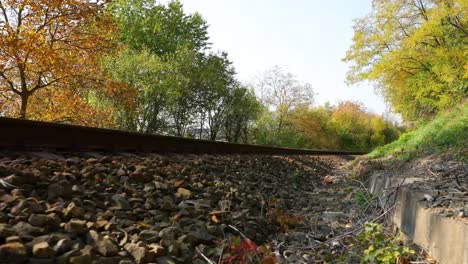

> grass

[{"left": 367, "top": 102, "right": 468, "bottom": 161}]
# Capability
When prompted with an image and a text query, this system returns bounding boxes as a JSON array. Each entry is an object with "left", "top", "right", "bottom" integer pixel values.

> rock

[
  {"left": 96, "top": 220, "right": 109, "bottom": 229},
  {"left": 32, "top": 242, "right": 56, "bottom": 258},
  {"left": 86, "top": 230, "right": 119, "bottom": 257},
  {"left": 161, "top": 196, "right": 176, "bottom": 211},
  {"left": 53, "top": 238, "right": 74, "bottom": 255},
  {"left": 47, "top": 181, "right": 72, "bottom": 200},
  {"left": 6, "top": 236, "right": 21, "bottom": 243},
  {"left": 4, "top": 173, "right": 36, "bottom": 186},
  {"left": 0, "top": 223, "right": 15, "bottom": 238},
  {"left": 158, "top": 227, "right": 181, "bottom": 241},
  {"left": 138, "top": 230, "right": 159, "bottom": 243},
  {"left": 92, "top": 256, "right": 122, "bottom": 264},
  {"left": 111, "top": 194, "right": 131, "bottom": 210},
  {"left": 131, "top": 165, "right": 152, "bottom": 183},
  {"left": 154, "top": 182, "right": 168, "bottom": 190},
  {"left": 69, "top": 245, "right": 93, "bottom": 264},
  {"left": 64, "top": 219, "right": 87, "bottom": 235},
  {"left": 65, "top": 203, "right": 85, "bottom": 218},
  {"left": 28, "top": 214, "right": 50, "bottom": 227},
  {"left": 176, "top": 188, "right": 192, "bottom": 199},
  {"left": 188, "top": 227, "right": 214, "bottom": 244},
  {"left": 28, "top": 258, "right": 56, "bottom": 264},
  {"left": 155, "top": 256, "right": 177, "bottom": 264},
  {"left": 124, "top": 242, "right": 150, "bottom": 264},
  {"left": 149, "top": 244, "right": 166, "bottom": 257},
  {"left": 56, "top": 249, "right": 80, "bottom": 264},
  {"left": 13, "top": 222, "right": 44, "bottom": 237},
  {"left": 0, "top": 242, "right": 27, "bottom": 264},
  {"left": 46, "top": 213, "right": 61, "bottom": 229},
  {"left": 70, "top": 254, "right": 92, "bottom": 264}
]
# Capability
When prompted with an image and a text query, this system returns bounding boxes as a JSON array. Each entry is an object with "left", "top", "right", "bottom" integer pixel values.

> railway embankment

[{"left": 355, "top": 154, "right": 468, "bottom": 264}]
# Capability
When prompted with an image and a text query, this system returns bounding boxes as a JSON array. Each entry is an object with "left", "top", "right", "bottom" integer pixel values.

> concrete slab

[{"left": 367, "top": 173, "right": 468, "bottom": 264}]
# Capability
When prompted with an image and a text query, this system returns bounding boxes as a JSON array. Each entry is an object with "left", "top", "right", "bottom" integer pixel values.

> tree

[
  {"left": 108, "top": 0, "right": 216, "bottom": 136},
  {"left": 111, "top": 0, "right": 209, "bottom": 55},
  {"left": 256, "top": 66, "right": 315, "bottom": 133},
  {"left": 104, "top": 48, "right": 171, "bottom": 133},
  {"left": 0, "top": 0, "right": 117, "bottom": 119},
  {"left": 288, "top": 106, "right": 339, "bottom": 149},
  {"left": 344, "top": 0, "right": 467, "bottom": 121},
  {"left": 195, "top": 52, "right": 237, "bottom": 140},
  {"left": 223, "top": 86, "right": 261, "bottom": 143}
]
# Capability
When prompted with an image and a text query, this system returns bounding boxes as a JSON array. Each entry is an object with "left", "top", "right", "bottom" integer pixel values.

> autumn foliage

[{"left": 0, "top": 0, "right": 118, "bottom": 122}]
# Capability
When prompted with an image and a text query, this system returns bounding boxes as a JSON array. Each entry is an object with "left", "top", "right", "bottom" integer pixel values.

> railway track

[{"left": 0, "top": 117, "right": 366, "bottom": 155}]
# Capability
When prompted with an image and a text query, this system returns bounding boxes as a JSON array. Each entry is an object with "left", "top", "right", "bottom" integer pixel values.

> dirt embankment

[{"left": 354, "top": 152, "right": 468, "bottom": 219}]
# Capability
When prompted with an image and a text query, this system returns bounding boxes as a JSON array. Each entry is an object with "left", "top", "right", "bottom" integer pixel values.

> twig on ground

[
  {"left": 196, "top": 246, "right": 216, "bottom": 264},
  {"left": 228, "top": 224, "right": 248, "bottom": 239}
]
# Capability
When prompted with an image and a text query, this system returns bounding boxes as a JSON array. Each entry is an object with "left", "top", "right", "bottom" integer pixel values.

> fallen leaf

[
  {"left": 209, "top": 210, "right": 228, "bottom": 215},
  {"left": 211, "top": 215, "right": 220, "bottom": 223}
]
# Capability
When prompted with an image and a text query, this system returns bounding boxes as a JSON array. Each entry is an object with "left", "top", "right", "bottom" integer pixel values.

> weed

[
  {"left": 359, "top": 222, "right": 414, "bottom": 264},
  {"left": 354, "top": 191, "right": 377, "bottom": 208}
]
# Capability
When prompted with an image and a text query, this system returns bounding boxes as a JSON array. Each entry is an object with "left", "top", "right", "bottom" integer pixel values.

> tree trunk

[{"left": 19, "top": 94, "right": 28, "bottom": 119}]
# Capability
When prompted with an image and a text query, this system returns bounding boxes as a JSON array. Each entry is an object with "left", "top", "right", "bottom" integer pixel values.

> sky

[{"left": 173, "top": 0, "right": 389, "bottom": 114}]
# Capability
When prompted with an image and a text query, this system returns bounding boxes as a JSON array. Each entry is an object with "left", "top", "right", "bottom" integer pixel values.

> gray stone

[
  {"left": 161, "top": 196, "right": 176, "bottom": 211},
  {"left": 69, "top": 245, "right": 93, "bottom": 264},
  {"left": 65, "top": 203, "right": 85, "bottom": 218},
  {"left": 155, "top": 256, "right": 177, "bottom": 264},
  {"left": 187, "top": 227, "right": 214, "bottom": 243},
  {"left": 47, "top": 181, "right": 72, "bottom": 200},
  {"left": 86, "top": 230, "right": 119, "bottom": 257},
  {"left": 28, "top": 214, "right": 50, "bottom": 227},
  {"left": 53, "top": 238, "right": 73, "bottom": 255},
  {"left": 92, "top": 256, "right": 122, "bottom": 264},
  {"left": 56, "top": 249, "right": 80, "bottom": 264},
  {"left": 138, "top": 230, "right": 160, "bottom": 243},
  {"left": 111, "top": 194, "right": 131, "bottom": 210},
  {"left": 13, "top": 222, "right": 44, "bottom": 236},
  {"left": 158, "top": 227, "right": 181, "bottom": 241},
  {"left": 124, "top": 242, "right": 148, "bottom": 264},
  {"left": 64, "top": 219, "right": 87, "bottom": 235}
]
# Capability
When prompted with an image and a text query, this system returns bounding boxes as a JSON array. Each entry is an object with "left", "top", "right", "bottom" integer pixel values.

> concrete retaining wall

[{"left": 367, "top": 173, "right": 468, "bottom": 264}]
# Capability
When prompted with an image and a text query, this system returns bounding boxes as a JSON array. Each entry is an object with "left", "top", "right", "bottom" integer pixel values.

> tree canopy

[
  {"left": 0, "top": 0, "right": 117, "bottom": 120},
  {"left": 344, "top": 0, "right": 467, "bottom": 121}
]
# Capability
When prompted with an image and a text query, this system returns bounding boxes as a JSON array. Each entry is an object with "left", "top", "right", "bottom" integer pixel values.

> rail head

[{"left": 0, "top": 117, "right": 367, "bottom": 155}]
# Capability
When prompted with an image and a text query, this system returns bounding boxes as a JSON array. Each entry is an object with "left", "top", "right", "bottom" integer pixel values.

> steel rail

[{"left": 0, "top": 117, "right": 367, "bottom": 155}]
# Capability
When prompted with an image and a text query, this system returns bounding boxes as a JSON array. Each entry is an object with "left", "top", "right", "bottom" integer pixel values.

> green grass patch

[{"left": 367, "top": 102, "right": 468, "bottom": 161}]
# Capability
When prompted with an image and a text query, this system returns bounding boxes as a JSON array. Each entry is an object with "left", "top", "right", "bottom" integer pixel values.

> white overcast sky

[{"left": 170, "top": 0, "right": 389, "bottom": 114}]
